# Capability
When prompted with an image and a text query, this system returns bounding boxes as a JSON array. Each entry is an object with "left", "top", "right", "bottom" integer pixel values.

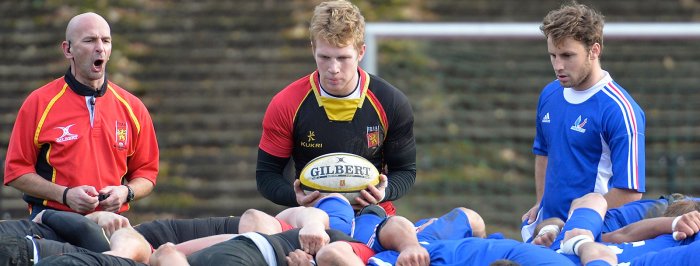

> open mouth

[{"left": 94, "top": 59, "right": 104, "bottom": 67}]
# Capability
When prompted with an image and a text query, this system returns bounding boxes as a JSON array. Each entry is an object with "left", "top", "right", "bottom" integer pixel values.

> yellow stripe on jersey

[
  {"left": 108, "top": 84, "right": 141, "bottom": 134},
  {"left": 35, "top": 83, "right": 69, "bottom": 148}
]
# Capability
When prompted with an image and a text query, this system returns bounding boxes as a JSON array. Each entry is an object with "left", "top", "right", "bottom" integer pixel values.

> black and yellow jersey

[{"left": 257, "top": 68, "right": 416, "bottom": 211}]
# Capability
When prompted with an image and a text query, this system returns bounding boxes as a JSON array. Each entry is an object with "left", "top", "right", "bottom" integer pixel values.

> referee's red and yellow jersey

[{"left": 4, "top": 77, "right": 159, "bottom": 213}]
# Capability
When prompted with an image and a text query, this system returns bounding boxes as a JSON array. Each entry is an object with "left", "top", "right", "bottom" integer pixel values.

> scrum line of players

[{"left": 0, "top": 192, "right": 699, "bottom": 266}]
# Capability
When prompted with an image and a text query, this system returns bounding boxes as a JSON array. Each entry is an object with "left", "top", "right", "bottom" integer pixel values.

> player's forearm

[
  {"left": 602, "top": 217, "right": 673, "bottom": 243},
  {"left": 578, "top": 242, "right": 617, "bottom": 265},
  {"left": 256, "top": 172, "right": 298, "bottom": 206},
  {"left": 534, "top": 155, "right": 547, "bottom": 201},
  {"left": 125, "top": 177, "right": 154, "bottom": 201},
  {"left": 384, "top": 169, "right": 415, "bottom": 202},
  {"left": 383, "top": 139, "right": 416, "bottom": 202},
  {"left": 256, "top": 149, "right": 298, "bottom": 206},
  {"left": 8, "top": 173, "right": 66, "bottom": 203}
]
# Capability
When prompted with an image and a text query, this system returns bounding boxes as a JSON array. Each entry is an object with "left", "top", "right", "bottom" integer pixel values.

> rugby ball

[{"left": 300, "top": 152, "right": 380, "bottom": 204}]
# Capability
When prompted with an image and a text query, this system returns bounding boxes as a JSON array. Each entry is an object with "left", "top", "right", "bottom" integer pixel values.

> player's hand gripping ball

[{"left": 300, "top": 152, "right": 380, "bottom": 204}]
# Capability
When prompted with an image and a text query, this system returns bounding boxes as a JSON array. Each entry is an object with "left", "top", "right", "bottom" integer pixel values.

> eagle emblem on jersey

[
  {"left": 366, "top": 125, "right": 380, "bottom": 148},
  {"left": 570, "top": 115, "right": 588, "bottom": 133},
  {"left": 115, "top": 121, "right": 128, "bottom": 150}
]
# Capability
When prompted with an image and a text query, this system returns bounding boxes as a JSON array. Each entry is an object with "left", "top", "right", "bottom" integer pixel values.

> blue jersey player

[
  {"left": 522, "top": 1, "right": 646, "bottom": 241},
  {"left": 542, "top": 193, "right": 700, "bottom": 265}
]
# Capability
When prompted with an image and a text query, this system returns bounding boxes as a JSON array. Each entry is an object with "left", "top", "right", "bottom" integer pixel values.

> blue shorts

[
  {"left": 351, "top": 213, "right": 385, "bottom": 252},
  {"left": 314, "top": 196, "right": 354, "bottom": 235}
]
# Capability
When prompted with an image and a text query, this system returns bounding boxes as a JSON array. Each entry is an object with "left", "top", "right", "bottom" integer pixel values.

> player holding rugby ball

[{"left": 256, "top": 0, "right": 416, "bottom": 215}]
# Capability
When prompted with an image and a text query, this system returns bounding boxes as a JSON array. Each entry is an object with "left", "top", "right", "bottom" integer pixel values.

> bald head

[
  {"left": 62, "top": 12, "right": 112, "bottom": 89},
  {"left": 65, "top": 12, "right": 111, "bottom": 43}
]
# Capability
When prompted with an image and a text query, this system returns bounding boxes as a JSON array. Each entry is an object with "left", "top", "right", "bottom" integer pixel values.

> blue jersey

[
  {"left": 547, "top": 204, "right": 694, "bottom": 265},
  {"left": 627, "top": 236, "right": 700, "bottom": 266},
  {"left": 416, "top": 208, "right": 474, "bottom": 242},
  {"left": 608, "top": 234, "right": 681, "bottom": 264},
  {"left": 603, "top": 196, "right": 700, "bottom": 233},
  {"left": 533, "top": 72, "right": 645, "bottom": 222},
  {"left": 603, "top": 198, "right": 668, "bottom": 233},
  {"left": 368, "top": 238, "right": 575, "bottom": 266}
]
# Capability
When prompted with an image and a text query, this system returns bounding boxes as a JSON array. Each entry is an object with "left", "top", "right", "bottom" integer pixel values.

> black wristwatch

[{"left": 125, "top": 185, "right": 135, "bottom": 203}]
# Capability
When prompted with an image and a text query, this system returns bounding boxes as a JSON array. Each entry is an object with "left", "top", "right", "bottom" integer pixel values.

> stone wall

[{"left": 2, "top": 0, "right": 699, "bottom": 238}]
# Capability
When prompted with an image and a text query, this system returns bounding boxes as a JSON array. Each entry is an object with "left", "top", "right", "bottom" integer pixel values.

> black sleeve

[
  {"left": 41, "top": 210, "right": 111, "bottom": 252},
  {"left": 383, "top": 94, "right": 417, "bottom": 202},
  {"left": 384, "top": 158, "right": 416, "bottom": 202},
  {"left": 255, "top": 148, "right": 299, "bottom": 207}
]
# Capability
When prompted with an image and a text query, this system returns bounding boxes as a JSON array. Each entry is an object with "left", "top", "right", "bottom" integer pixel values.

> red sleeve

[
  {"left": 378, "top": 201, "right": 396, "bottom": 216},
  {"left": 259, "top": 75, "right": 312, "bottom": 158},
  {"left": 125, "top": 96, "right": 159, "bottom": 185},
  {"left": 346, "top": 241, "right": 375, "bottom": 264},
  {"left": 4, "top": 92, "right": 42, "bottom": 184}
]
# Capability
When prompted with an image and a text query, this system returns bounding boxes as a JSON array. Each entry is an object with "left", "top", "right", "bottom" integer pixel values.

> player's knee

[
  {"left": 378, "top": 216, "right": 415, "bottom": 243},
  {"left": 239, "top": 209, "right": 276, "bottom": 233},
  {"left": 316, "top": 242, "right": 350, "bottom": 265},
  {"left": 241, "top": 209, "right": 269, "bottom": 222},
  {"left": 385, "top": 215, "right": 413, "bottom": 228}
]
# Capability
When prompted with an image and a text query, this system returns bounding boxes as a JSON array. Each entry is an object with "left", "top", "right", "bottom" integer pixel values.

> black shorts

[
  {"left": 1, "top": 234, "right": 95, "bottom": 266},
  {"left": 0, "top": 235, "right": 34, "bottom": 266},
  {"left": 0, "top": 220, "right": 61, "bottom": 241},
  {"left": 134, "top": 216, "right": 240, "bottom": 247},
  {"left": 187, "top": 236, "right": 267, "bottom": 266}
]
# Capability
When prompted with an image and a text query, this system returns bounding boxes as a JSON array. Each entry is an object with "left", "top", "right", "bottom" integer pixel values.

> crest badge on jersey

[
  {"left": 366, "top": 125, "right": 380, "bottom": 148},
  {"left": 115, "top": 121, "right": 128, "bottom": 150}
]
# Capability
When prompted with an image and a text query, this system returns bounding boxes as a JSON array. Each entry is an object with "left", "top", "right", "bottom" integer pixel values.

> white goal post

[{"left": 361, "top": 22, "right": 700, "bottom": 74}]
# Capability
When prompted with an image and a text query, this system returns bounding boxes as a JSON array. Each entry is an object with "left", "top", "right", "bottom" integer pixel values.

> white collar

[{"left": 563, "top": 71, "right": 612, "bottom": 104}]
